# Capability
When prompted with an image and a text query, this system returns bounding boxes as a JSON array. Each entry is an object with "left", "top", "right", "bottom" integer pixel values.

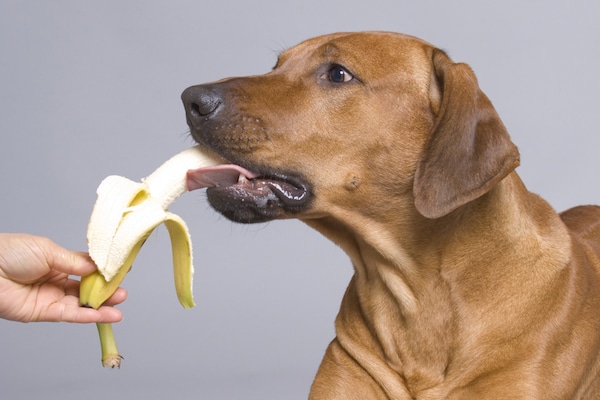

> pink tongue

[{"left": 186, "top": 164, "right": 260, "bottom": 191}]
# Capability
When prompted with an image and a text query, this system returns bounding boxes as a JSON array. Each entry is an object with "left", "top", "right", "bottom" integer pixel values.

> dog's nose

[{"left": 181, "top": 85, "right": 222, "bottom": 127}]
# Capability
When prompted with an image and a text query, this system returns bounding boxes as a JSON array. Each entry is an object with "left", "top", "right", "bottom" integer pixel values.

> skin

[{"left": 0, "top": 233, "right": 126, "bottom": 323}]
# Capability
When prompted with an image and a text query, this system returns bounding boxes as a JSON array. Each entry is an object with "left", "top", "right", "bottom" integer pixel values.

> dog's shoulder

[
  {"left": 560, "top": 205, "right": 600, "bottom": 235},
  {"left": 560, "top": 205, "right": 600, "bottom": 251}
]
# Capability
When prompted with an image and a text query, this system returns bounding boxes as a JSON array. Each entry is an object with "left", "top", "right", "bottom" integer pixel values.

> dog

[{"left": 182, "top": 32, "right": 600, "bottom": 399}]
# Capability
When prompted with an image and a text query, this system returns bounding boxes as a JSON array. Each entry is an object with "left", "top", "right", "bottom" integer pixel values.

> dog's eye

[{"left": 328, "top": 65, "right": 353, "bottom": 83}]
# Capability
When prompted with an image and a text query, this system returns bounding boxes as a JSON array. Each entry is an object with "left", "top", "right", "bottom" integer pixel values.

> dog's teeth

[{"left": 238, "top": 174, "right": 247, "bottom": 183}]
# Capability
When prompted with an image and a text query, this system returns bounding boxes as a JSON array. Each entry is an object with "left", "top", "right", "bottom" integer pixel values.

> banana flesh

[{"left": 79, "top": 145, "right": 224, "bottom": 367}]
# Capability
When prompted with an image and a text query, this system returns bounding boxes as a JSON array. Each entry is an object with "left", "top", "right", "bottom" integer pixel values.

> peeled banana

[{"left": 80, "top": 145, "right": 224, "bottom": 368}]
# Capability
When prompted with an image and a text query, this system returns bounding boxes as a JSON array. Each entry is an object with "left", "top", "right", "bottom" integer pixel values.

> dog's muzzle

[{"left": 181, "top": 83, "right": 312, "bottom": 223}]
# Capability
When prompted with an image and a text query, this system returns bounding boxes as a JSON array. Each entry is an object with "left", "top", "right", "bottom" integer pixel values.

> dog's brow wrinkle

[{"left": 323, "top": 44, "right": 340, "bottom": 57}]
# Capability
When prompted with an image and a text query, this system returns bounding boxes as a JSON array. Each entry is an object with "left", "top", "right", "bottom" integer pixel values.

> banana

[{"left": 79, "top": 145, "right": 224, "bottom": 368}]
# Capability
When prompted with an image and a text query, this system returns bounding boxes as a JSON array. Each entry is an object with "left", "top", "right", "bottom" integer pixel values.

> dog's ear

[{"left": 413, "top": 49, "right": 520, "bottom": 219}]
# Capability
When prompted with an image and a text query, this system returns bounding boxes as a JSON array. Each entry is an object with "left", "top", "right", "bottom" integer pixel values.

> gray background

[{"left": 1, "top": 1, "right": 599, "bottom": 399}]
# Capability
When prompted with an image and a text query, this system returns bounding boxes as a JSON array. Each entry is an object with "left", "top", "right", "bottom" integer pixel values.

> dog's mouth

[{"left": 186, "top": 164, "right": 310, "bottom": 223}]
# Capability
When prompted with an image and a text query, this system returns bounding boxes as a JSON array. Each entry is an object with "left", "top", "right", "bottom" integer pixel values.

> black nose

[{"left": 181, "top": 85, "right": 222, "bottom": 128}]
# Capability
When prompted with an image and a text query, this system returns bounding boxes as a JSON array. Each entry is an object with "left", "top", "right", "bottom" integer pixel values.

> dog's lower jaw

[
  {"left": 206, "top": 183, "right": 311, "bottom": 223},
  {"left": 206, "top": 186, "right": 283, "bottom": 223}
]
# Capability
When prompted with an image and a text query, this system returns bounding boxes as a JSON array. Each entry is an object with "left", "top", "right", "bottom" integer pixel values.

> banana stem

[{"left": 96, "top": 323, "right": 123, "bottom": 368}]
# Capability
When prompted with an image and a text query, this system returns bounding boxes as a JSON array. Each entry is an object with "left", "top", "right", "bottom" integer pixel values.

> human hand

[{"left": 0, "top": 233, "right": 126, "bottom": 323}]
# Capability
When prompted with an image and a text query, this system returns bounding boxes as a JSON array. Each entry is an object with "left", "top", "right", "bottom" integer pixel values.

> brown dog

[{"left": 182, "top": 32, "right": 600, "bottom": 399}]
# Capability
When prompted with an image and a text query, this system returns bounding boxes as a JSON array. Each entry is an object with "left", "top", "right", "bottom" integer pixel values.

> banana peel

[{"left": 80, "top": 146, "right": 224, "bottom": 367}]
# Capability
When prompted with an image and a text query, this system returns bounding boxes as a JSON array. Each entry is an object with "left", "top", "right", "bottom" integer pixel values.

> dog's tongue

[{"left": 186, "top": 164, "right": 259, "bottom": 191}]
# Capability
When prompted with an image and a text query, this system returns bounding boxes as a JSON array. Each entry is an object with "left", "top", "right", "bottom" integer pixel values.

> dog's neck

[{"left": 304, "top": 172, "right": 572, "bottom": 393}]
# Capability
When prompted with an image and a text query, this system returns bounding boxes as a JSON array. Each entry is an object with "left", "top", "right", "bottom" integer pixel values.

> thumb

[{"left": 41, "top": 239, "right": 97, "bottom": 277}]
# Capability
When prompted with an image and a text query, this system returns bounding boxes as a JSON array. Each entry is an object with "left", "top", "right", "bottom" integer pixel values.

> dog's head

[{"left": 183, "top": 32, "right": 519, "bottom": 224}]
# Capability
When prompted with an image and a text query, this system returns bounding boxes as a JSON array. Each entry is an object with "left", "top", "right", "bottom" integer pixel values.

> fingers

[
  {"left": 58, "top": 276, "right": 128, "bottom": 323},
  {"left": 102, "top": 287, "right": 128, "bottom": 306},
  {"left": 43, "top": 239, "right": 130, "bottom": 308},
  {"left": 96, "top": 305, "right": 124, "bottom": 323},
  {"left": 56, "top": 303, "right": 124, "bottom": 324},
  {"left": 0, "top": 234, "right": 129, "bottom": 323},
  {"left": 44, "top": 240, "right": 129, "bottom": 321},
  {"left": 45, "top": 246, "right": 98, "bottom": 278},
  {"left": 64, "top": 277, "right": 128, "bottom": 306},
  {"left": 35, "top": 294, "right": 125, "bottom": 323},
  {"left": 2, "top": 233, "right": 98, "bottom": 278}
]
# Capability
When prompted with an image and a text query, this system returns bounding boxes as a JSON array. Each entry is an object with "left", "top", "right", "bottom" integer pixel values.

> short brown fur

[{"left": 183, "top": 32, "right": 600, "bottom": 399}]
